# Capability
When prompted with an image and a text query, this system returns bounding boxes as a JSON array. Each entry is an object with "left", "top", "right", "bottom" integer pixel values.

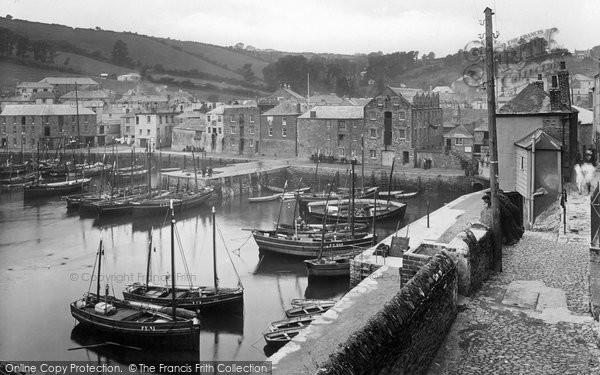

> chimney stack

[
  {"left": 310, "top": 110, "right": 316, "bottom": 118},
  {"left": 557, "top": 61, "right": 571, "bottom": 108},
  {"left": 533, "top": 74, "right": 544, "bottom": 90},
  {"left": 549, "top": 75, "right": 561, "bottom": 111}
]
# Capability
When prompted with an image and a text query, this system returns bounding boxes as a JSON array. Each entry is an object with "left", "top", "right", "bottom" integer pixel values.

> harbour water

[{"left": 0, "top": 187, "right": 462, "bottom": 363}]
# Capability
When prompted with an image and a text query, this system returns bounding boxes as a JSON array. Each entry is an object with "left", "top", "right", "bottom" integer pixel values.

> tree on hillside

[
  {"left": 111, "top": 39, "right": 132, "bottom": 67},
  {"left": 0, "top": 27, "right": 16, "bottom": 56},
  {"left": 15, "top": 35, "right": 29, "bottom": 59},
  {"left": 31, "top": 40, "right": 55, "bottom": 63},
  {"left": 241, "top": 63, "right": 256, "bottom": 82}
]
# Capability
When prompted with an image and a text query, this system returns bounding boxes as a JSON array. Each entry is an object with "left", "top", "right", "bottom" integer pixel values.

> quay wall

[
  {"left": 318, "top": 253, "right": 457, "bottom": 375},
  {"left": 284, "top": 165, "right": 488, "bottom": 194}
]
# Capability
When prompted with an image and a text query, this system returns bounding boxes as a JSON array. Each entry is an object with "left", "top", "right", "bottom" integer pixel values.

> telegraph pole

[{"left": 484, "top": 7, "right": 502, "bottom": 272}]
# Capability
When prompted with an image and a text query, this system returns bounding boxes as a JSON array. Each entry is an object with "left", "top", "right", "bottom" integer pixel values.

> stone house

[
  {"left": 571, "top": 74, "right": 594, "bottom": 108},
  {"left": 258, "top": 86, "right": 306, "bottom": 115},
  {"left": 297, "top": 106, "right": 365, "bottom": 162},
  {"left": 120, "top": 111, "right": 176, "bottom": 149},
  {"left": 171, "top": 111, "right": 207, "bottom": 151},
  {"left": 60, "top": 90, "right": 112, "bottom": 116},
  {"left": 496, "top": 62, "right": 578, "bottom": 191},
  {"left": 39, "top": 77, "right": 99, "bottom": 97},
  {"left": 443, "top": 124, "right": 474, "bottom": 157},
  {"left": 117, "top": 95, "right": 170, "bottom": 113},
  {"left": 260, "top": 100, "right": 308, "bottom": 157},
  {"left": 221, "top": 104, "right": 260, "bottom": 155},
  {"left": 308, "top": 94, "right": 344, "bottom": 106},
  {"left": 97, "top": 108, "right": 124, "bottom": 146},
  {"left": 0, "top": 104, "right": 97, "bottom": 149},
  {"left": 572, "top": 105, "right": 594, "bottom": 156},
  {"left": 363, "top": 86, "right": 443, "bottom": 166},
  {"left": 205, "top": 106, "right": 225, "bottom": 153},
  {"left": 15, "top": 81, "right": 54, "bottom": 99}
]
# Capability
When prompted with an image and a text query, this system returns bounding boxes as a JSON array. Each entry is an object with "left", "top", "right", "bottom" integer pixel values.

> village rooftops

[
  {"left": 514, "top": 128, "right": 562, "bottom": 150},
  {"left": 31, "top": 92, "right": 56, "bottom": 100},
  {"left": 121, "top": 110, "right": 177, "bottom": 118},
  {"left": 262, "top": 100, "right": 309, "bottom": 116},
  {"left": 308, "top": 93, "right": 344, "bottom": 105},
  {"left": 60, "top": 90, "right": 111, "bottom": 100},
  {"left": 572, "top": 105, "right": 592, "bottom": 124},
  {"left": 388, "top": 86, "right": 424, "bottom": 102},
  {"left": 117, "top": 95, "right": 169, "bottom": 103},
  {"left": 39, "top": 77, "right": 99, "bottom": 86},
  {"left": 298, "top": 106, "right": 364, "bottom": 119},
  {"left": 341, "top": 98, "right": 372, "bottom": 106},
  {"left": 497, "top": 83, "right": 571, "bottom": 115},
  {"left": 0, "top": 104, "right": 96, "bottom": 116}
]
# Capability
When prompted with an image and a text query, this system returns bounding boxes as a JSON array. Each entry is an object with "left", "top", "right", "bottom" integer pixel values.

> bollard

[{"left": 427, "top": 200, "right": 430, "bottom": 228}]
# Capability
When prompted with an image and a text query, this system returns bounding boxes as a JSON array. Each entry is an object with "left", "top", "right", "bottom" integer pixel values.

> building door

[
  {"left": 239, "top": 138, "right": 244, "bottom": 155},
  {"left": 384, "top": 112, "right": 392, "bottom": 149},
  {"left": 403, "top": 151, "right": 410, "bottom": 164},
  {"left": 382, "top": 150, "right": 394, "bottom": 166},
  {"left": 255, "top": 141, "right": 259, "bottom": 153}
]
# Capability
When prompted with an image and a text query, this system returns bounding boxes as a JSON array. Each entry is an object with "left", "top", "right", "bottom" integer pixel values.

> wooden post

[{"left": 485, "top": 7, "right": 502, "bottom": 272}]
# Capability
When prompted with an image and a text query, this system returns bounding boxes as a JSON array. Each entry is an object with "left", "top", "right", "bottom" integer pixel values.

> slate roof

[
  {"left": 388, "top": 87, "right": 423, "bottom": 102},
  {"left": 31, "top": 92, "right": 56, "bottom": 100},
  {"left": 308, "top": 94, "right": 344, "bottom": 105},
  {"left": 0, "top": 104, "right": 96, "bottom": 116},
  {"left": 297, "top": 106, "right": 364, "bottom": 119},
  {"left": 341, "top": 98, "right": 372, "bottom": 106},
  {"left": 514, "top": 128, "right": 562, "bottom": 150},
  {"left": 117, "top": 95, "right": 169, "bottom": 103},
  {"left": 443, "top": 124, "right": 473, "bottom": 139},
  {"left": 262, "top": 100, "right": 309, "bottom": 116},
  {"left": 497, "top": 83, "right": 571, "bottom": 114},
  {"left": 40, "top": 77, "right": 98, "bottom": 85},
  {"left": 17, "top": 81, "right": 54, "bottom": 89}
]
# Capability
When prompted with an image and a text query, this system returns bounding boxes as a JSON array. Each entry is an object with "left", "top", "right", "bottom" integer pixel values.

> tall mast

[
  {"left": 484, "top": 7, "right": 502, "bottom": 271},
  {"left": 75, "top": 82, "right": 81, "bottom": 146},
  {"left": 317, "top": 173, "right": 337, "bottom": 260},
  {"left": 351, "top": 159, "right": 356, "bottom": 237},
  {"left": 387, "top": 157, "right": 395, "bottom": 205},
  {"left": 274, "top": 180, "right": 288, "bottom": 234},
  {"left": 145, "top": 229, "right": 153, "bottom": 290},
  {"left": 96, "top": 239, "right": 103, "bottom": 299},
  {"left": 212, "top": 206, "right": 218, "bottom": 292},
  {"left": 292, "top": 178, "right": 302, "bottom": 238},
  {"left": 170, "top": 200, "right": 176, "bottom": 319}
]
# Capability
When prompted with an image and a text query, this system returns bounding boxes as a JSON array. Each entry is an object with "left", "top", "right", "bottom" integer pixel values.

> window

[
  {"left": 230, "top": 139, "right": 236, "bottom": 147},
  {"left": 250, "top": 115, "right": 255, "bottom": 123},
  {"left": 455, "top": 138, "right": 463, "bottom": 145},
  {"left": 326, "top": 120, "right": 331, "bottom": 129},
  {"left": 159, "top": 116, "right": 163, "bottom": 125},
  {"left": 282, "top": 117, "right": 287, "bottom": 126},
  {"left": 207, "top": 115, "right": 211, "bottom": 122},
  {"left": 370, "top": 150, "right": 377, "bottom": 158},
  {"left": 230, "top": 126, "right": 236, "bottom": 134},
  {"left": 269, "top": 127, "right": 273, "bottom": 136},
  {"left": 377, "top": 98, "right": 383, "bottom": 107},
  {"left": 99, "top": 126, "right": 104, "bottom": 134},
  {"left": 146, "top": 116, "right": 151, "bottom": 123},
  {"left": 230, "top": 115, "right": 235, "bottom": 123},
  {"left": 44, "top": 126, "right": 50, "bottom": 137},
  {"left": 339, "top": 121, "right": 346, "bottom": 131},
  {"left": 249, "top": 126, "right": 254, "bottom": 135},
  {"left": 267, "top": 116, "right": 273, "bottom": 125},
  {"left": 352, "top": 135, "right": 357, "bottom": 142},
  {"left": 398, "top": 128, "right": 406, "bottom": 139},
  {"left": 218, "top": 128, "right": 222, "bottom": 134},
  {"left": 369, "top": 112, "right": 376, "bottom": 120},
  {"left": 126, "top": 118, "right": 130, "bottom": 125},
  {"left": 218, "top": 116, "right": 222, "bottom": 122},
  {"left": 139, "top": 129, "right": 142, "bottom": 135},
  {"left": 393, "top": 98, "right": 400, "bottom": 107},
  {"left": 338, "top": 134, "right": 345, "bottom": 142},
  {"left": 282, "top": 127, "right": 287, "bottom": 137},
  {"left": 21, "top": 116, "right": 26, "bottom": 125},
  {"left": 370, "top": 128, "right": 377, "bottom": 138},
  {"left": 338, "top": 148, "right": 346, "bottom": 156},
  {"left": 352, "top": 120, "right": 357, "bottom": 128},
  {"left": 136, "top": 116, "right": 139, "bottom": 125},
  {"left": 398, "top": 111, "right": 406, "bottom": 121},
  {"left": 126, "top": 126, "right": 130, "bottom": 132},
  {"left": 520, "top": 156, "right": 524, "bottom": 170}
]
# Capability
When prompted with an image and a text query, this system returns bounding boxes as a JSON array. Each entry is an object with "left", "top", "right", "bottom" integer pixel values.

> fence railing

[{"left": 592, "top": 182, "right": 600, "bottom": 247}]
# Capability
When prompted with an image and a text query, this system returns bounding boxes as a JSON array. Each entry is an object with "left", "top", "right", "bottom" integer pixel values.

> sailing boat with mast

[
  {"left": 304, "top": 160, "right": 366, "bottom": 277},
  {"left": 69, "top": 229, "right": 200, "bottom": 340},
  {"left": 252, "top": 174, "right": 373, "bottom": 258},
  {"left": 123, "top": 205, "right": 244, "bottom": 311}
]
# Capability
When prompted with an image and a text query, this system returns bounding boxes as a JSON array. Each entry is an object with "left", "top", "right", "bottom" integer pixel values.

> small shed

[{"left": 514, "top": 129, "right": 562, "bottom": 228}]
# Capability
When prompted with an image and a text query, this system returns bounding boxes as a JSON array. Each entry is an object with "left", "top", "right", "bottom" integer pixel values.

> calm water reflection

[{"left": 0, "top": 187, "right": 461, "bottom": 364}]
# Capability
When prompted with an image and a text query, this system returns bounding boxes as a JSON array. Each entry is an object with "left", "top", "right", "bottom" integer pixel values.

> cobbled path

[{"left": 429, "top": 184, "right": 600, "bottom": 375}]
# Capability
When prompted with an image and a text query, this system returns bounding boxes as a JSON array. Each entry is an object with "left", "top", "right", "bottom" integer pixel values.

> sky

[{"left": 2, "top": 0, "right": 599, "bottom": 56}]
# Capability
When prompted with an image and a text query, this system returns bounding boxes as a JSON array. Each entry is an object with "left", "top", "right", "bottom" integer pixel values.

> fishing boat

[
  {"left": 69, "top": 239, "right": 200, "bottom": 340},
  {"left": 122, "top": 204, "right": 244, "bottom": 312},
  {"left": 304, "top": 252, "right": 362, "bottom": 277},
  {"left": 266, "top": 185, "right": 310, "bottom": 194},
  {"left": 131, "top": 188, "right": 213, "bottom": 217},
  {"left": 68, "top": 162, "right": 112, "bottom": 178},
  {"left": 0, "top": 161, "right": 29, "bottom": 177},
  {"left": 252, "top": 173, "right": 373, "bottom": 257},
  {"left": 377, "top": 190, "right": 404, "bottom": 198},
  {"left": 248, "top": 193, "right": 282, "bottom": 203},
  {"left": 0, "top": 172, "right": 36, "bottom": 190},
  {"left": 24, "top": 177, "right": 91, "bottom": 198},
  {"left": 297, "top": 187, "right": 378, "bottom": 205},
  {"left": 305, "top": 198, "right": 406, "bottom": 223},
  {"left": 285, "top": 301, "right": 335, "bottom": 317}
]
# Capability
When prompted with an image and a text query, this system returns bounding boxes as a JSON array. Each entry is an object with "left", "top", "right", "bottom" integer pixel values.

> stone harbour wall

[{"left": 317, "top": 252, "right": 458, "bottom": 375}]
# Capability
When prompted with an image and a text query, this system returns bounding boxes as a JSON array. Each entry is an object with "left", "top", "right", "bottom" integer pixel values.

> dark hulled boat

[
  {"left": 305, "top": 198, "right": 406, "bottom": 223},
  {"left": 123, "top": 204, "right": 244, "bottom": 312},
  {"left": 24, "top": 178, "right": 91, "bottom": 198},
  {"left": 130, "top": 188, "right": 213, "bottom": 217}
]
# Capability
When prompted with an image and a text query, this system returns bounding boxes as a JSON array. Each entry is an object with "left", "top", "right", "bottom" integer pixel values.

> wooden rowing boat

[
  {"left": 248, "top": 193, "right": 282, "bottom": 203},
  {"left": 285, "top": 301, "right": 335, "bottom": 317},
  {"left": 305, "top": 198, "right": 407, "bottom": 223}
]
